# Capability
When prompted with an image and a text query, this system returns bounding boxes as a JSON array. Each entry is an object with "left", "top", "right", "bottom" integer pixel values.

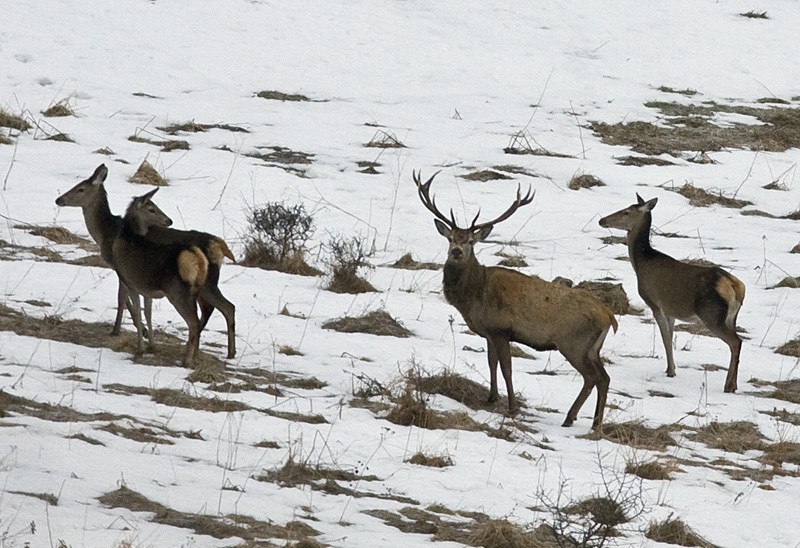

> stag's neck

[
  {"left": 627, "top": 212, "right": 657, "bottom": 271},
  {"left": 442, "top": 257, "right": 486, "bottom": 315},
  {"left": 84, "top": 186, "right": 120, "bottom": 247}
]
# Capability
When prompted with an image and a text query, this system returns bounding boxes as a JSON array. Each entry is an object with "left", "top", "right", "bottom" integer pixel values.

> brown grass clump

[
  {"left": 461, "top": 169, "right": 511, "bottom": 182},
  {"left": 322, "top": 309, "right": 412, "bottom": 338},
  {"left": 9, "top": 491, "right": 59, "bottom": 506},
  {"left": 673, "top": 183, "right": 752, "bottom": 208},
  {"left": 565, "top": 496, "right": 630, "bottom": 529},
  {"left": 568, "top": 173, "right": 605, "bottom": 190},
  {"left": 391, "top": 252, "right": 440, "bottom": 271},
  {"left": 658, "top": 86, "right": 698, "bottom": 96},
  {"left": 468, "top": 520, "right": 556, "bottom": 548},
  {"left": 584, "top": 421, "right": 678, "bottom": 451},
  {"left": 576, "top": 280, "right": 631, "bottom": 315},
  {"left": 23, "top": 225, "right": 92, "bottom": 246},
  {"left": 326, "top": 271, "right": 377, "bottom": 294},
  {"left": 740, "top": 10, "right": 768, "bottom": 19},
  {"left": 386, "top": 388, "right": 484, "bottom": 432},
  {"left": 364, "top": 129, "right": 406, "bottom": 148},
  {"left": 0, "top": 132, "right": 12, "bottom": 145},
  {"left": 504, "top": 131, "right": 572, "bottom": 158},
  {"left": 625, "top": 458, "right": 678, "bottom": 480},
  {"left": 754, "top": 377, "right": 800, "bottom": 404},
  {"left": 773, "top": 276, "right": 800, "bottom": 289},
  {"left": 406, "top": 452, "right": 453, "bottom": 468},
  {"left": 616, "top": 155, "right": 676, "bottom": 166},
  {"left": 791, "top": 244, "right": 800, "bottom": 254},
  {"left": 129, "top": 135, "right": 190, "bottom": 152},
  {"left": 278, "top": 344, "right": 304, "bottom": 356},
  {"left": 646, "top": 517, "right": 719, "bottom": 547},
  {"left": 414, "top": 370, "right": 497, "bottom": 411},
  {"left": 99, "top": 422, "right": 175, "bottom": 445},
  {"left": 45, "top": 132, "right": 75, "bottom": 143},
  {"left": 157, "top": 121, "right": 248, "bottom": 134},
  {"left": 42, "top": 99, "right": 74, "bottom": 117},
  {"left": 759, "top": 408, "right": 800, "bottom": 426},
  {"left": 0, "top": 108, "right": 31, "bottom": 131},
  {"left": 259, "top": 457, "right": 379, "bottom": 488},
  {"left": 243, "top": 146, "right": 314, "bottom": 165},
  {"left": 689, "top": 421, "right": 765, "bottom": 453},
  {"left": 256, "top": 90, "right": 311, "bottom": 102},
  {"left": 759, "top": 441, "right": 800, "bottom": 467},
  {"left": 129, "top": 160, "right": 167, "bottom": 186},
  {"left": 93, "top": 147, "right": 115, "bottom": 155}
]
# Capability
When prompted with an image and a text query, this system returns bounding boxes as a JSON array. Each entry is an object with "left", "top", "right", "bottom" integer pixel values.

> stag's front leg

[{"left": 485, "top": 337, "right": 499, "bottom": 404}]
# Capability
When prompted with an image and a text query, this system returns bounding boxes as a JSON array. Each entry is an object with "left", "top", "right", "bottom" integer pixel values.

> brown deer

[
  {"left": 55, "top": 164, "right": 164, "bottom": 336},
  {"left": 113, "top": 188, "right": 211, "bottom": 366},
  {"left": 599, "top": 194, "right": 745, "bottom": 392},
  {"left": 129, "top": 196, "right": 236, "bottom": 359},
  {"left": 414, "top": 171, "right": 618, "bottom": 430}
]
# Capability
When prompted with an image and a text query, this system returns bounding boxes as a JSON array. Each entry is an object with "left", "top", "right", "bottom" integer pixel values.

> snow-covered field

[{"left": 1, "top": 1, "right": 799, "bottom": 547}]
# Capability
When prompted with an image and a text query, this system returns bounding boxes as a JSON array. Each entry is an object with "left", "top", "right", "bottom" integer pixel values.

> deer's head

[
  {"left": 598, "top": 193, "right": 658, "bottom": 232},
  {"left": 55, "top": 164, "right": 108, "bottom": 207},
  {"left": 413, "top": 171, "right": 534, "bottom": 266},
  {"left": 126, "top": 188, "right": 173, "bottom": 235}
]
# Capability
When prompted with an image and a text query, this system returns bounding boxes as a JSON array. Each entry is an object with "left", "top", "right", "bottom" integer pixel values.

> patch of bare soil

[
  {"left": 461, "top": 169, "right": 511, "bottom": 182},
  {"left": 99, "top": 485, "right": 319, "bottom": 543},
  {"left": 390, "top": 253, "right": 440, "bottom": 271},
  {"left": 322, "top": 309, "right": 412, "bottom": 338}
]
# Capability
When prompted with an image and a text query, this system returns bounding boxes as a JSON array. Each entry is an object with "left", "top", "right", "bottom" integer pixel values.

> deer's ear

[
  {"left": 434, "top": 219, "right": 451, "bottom": 238},
  {"left": 142, "top": 188, "right": 160, "bottom": 202},
  {"left": 642, "top": 197, "right": 658, "bottom": 211},
  {"left": 91, "top": 164, "right": 108, "bottom": 186},
  {"left": 474, "top": 225, "right": 493, "bottom": 242},
  {"left": 636, "top": 193, "right": 645, "bottom": 204}
]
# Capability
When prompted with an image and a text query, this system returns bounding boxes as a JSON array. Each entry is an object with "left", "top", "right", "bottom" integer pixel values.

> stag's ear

[
  {"left": 434, "top": 219, "right": 451, "bottom": 238},
  {"left": 474, "top": 225, "right": 493, "bottom": 242}
]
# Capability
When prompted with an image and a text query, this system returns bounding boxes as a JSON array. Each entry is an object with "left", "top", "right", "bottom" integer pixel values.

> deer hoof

[
  {"left": 666, "top": 371, "right": 676, "bottom": 378},
  {"left": 724, "top": 385, "right": 737, "bottom": 394},
  {"left": 561, "top": 417, "right": 574, "bottom": 427}
]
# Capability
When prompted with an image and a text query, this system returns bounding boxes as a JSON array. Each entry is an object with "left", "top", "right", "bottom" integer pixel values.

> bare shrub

[
  {"left": 646, "top": 516, "right": 719, "bottom": 547},
  {"left": 325, "top": 234, "right": 377, "bottom": 293},
  {"left": 241, "top": 202, "right": 321, "bottom": 275}
]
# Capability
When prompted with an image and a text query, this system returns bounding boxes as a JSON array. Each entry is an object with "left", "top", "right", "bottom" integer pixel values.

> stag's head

[
  {"left": 126, "top": 188, "right": 173, "bottom": 235},
  {"left": 56, "top": 164, "right": 109, "bottom": 207},
  {"left": 599, "top": 193, "right": 658, "bottom": 232},
  {"left": 413, "top": 171, "right": 534, "bottom": 266}
]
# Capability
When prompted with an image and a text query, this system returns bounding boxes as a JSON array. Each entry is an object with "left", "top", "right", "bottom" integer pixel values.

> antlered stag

[
  {"left": 415, "top": 171, "right": 617, "bottom": 430},
  {"left": 599, "top": 194, "right": 744, "bottom": 392}
]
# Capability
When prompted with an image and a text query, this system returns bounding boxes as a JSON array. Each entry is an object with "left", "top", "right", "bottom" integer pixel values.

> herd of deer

[{"left": 54, "top": 165, "right": 746, "bottom": 431}]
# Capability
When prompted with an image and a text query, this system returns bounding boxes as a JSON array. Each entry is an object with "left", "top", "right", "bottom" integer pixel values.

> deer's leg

[
  {"left": 697, "top": 296, "right": 742, "bottom": 393},
  {"left": 198, "top": 264, "right": 220, "bottom": 331},
  {"left": 143, "top": 296, "right": 155, "bottom": 351},
  {"left": 167, "top": 290, "right": 201, "bottom": 367},
  {"left": 112, "top": 279, "right": 127, "bottom": 336},
  {"left": 652, "top": 308, "right": 676, "bottom": 377},
  {"left": 125, "top": 290, "right": 145, "bottom": 355},
  {"left": 590, "top": 357, "right": 610, "bottom": 432},
  {"left": 561, "top": 345, "right": 597, "bottom": 428},
  {"left": 485, "top": 337, "right": 499, "bottom": 404},
  {"left": 198, "top": 284, "right": 236, "bottom": 359},
  {"left": 489, "top": 335, "right": 516, "bottom": 414}
]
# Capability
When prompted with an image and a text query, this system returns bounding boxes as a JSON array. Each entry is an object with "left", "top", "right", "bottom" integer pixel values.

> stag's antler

[
  {"left": 413, "top": 170, "right": 457, "bottom": 228},
  {"left": 470, "top": 184, "right": 535, "bottom": 231}
]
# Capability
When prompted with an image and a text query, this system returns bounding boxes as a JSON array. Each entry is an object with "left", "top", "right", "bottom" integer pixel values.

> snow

[{"left": 1, "top": 1, "right": 799, "bottom": 547}]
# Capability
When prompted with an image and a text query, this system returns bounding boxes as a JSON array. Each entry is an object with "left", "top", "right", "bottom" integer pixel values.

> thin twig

[{"left": 3, "top": 139, "right": 19, "bottom": 191}]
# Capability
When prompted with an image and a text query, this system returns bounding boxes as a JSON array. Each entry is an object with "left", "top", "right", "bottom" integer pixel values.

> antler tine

[
  {"left": 470, "top": 184, "right": 535, "bottom": 230},
  {"left": 414, "top": 170, "right": 455, "bottom": 227}
]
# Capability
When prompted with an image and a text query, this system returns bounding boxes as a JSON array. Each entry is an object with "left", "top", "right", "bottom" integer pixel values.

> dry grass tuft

[
  {"left": 468, "top": 520, "right": 556, "bottom": 548},
  {"left": 0, "top": 132, "right": 13, "bottom": 145},
  {"left": 625, "top": 458, "right": 678, "bottom": 480},
  {"left": 256, "top": 90, "right": 312, "bottom": 102},
  {"left": 322, "top": 309, "right": 412, "bottom": 338},
  {"left": 584, "top": 421, "right": 678, "bottom": 451},
  {"left": 461, "top": 169, "right": 511, "bottom": 182},
  {"left": 259, "top": 457, "right": 379, "bottom": 488},
  {"left": 568, "top": 173, "right": 605, "bottom": 190},
  {"left": 576, "top": 280, "right": 631, "bottom": 315},
  {"left": 364, "top": 129, "right": 406, "bottom": 148},
  {"left": 646, "top": 516, "right": 719, "bottom": 547},
  {"left": 42, "top": 99, "right": 74, "bottom": 117},
  {"left": 45, "top": 132, "right": 75, "bottom": 143},
  {"left": 99, "top": 422, "right": 175, "bottom": 445},
  {"left": 673, "top": 183, "right": 752, "bottom": 208},
  {"left": 278, "top": 344, "right": 304, "bottom": 356},
  {"left": 327, "top": 271, "right": 377, "bottom": 294},
  {"left": 93, "top": 146, "right": 115, "bottom": 155},
  {"left": 9, "top": 490, "right": 59, "bottom": 506},
  {"left": 760, "top": 407, "right": 800, "bottom": 426},
  {"left": 753, "top": 377, "right": 800, "bottom": 404},
  {"left": 565, "top": 496, "right": 630, "bottom": 528},
  {"left": 740, "top": 10, "right": 768, "bottom": 19},
  {"left": 690, "top": 421, "right": 765, "bottom": 453},
  {"left": 616, "top": 155, "right": 676, "bottom": 166},
  {"left": 391, "top": 252, "right": 440, "bottom": 271},
  {"left": 414, "top": 369, "right": 497, "bottom": 411},
  {"left": 0, "top": 108, "right": 31, "bottom": 131},
  {"left": 406, "top": 452, "right": 453, "bottom": 468},
  {"left": 504, "top": 131, "right": 572, "bottom": 157},
  {"left": 658, "top": 86, "right": 698, "bottom": 96},
  {"left": 129, "top": 135, "right": 190, "bottom": 152},
  {"left": 759, "top": 441, "right": 800, "bottom": 467},
  {"left": 130, "top": 160, "right": 167, "bottom": 186},
  {"left": 23, "top": 225, "right": 92, "bottom": 246},
  {"left": 243, "top": 145, "right": 314, "bottom": 165},
  {"left": 157, "top": 121, "right": 248, "bottom": 134}
]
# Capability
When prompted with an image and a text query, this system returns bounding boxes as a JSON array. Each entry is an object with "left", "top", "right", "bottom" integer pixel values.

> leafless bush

[
  {"left": 325, "top": 234, "right": 376, "bottom": 293},
  {"left": 242, "top": 202, "right": 321, "bottom": 275}
]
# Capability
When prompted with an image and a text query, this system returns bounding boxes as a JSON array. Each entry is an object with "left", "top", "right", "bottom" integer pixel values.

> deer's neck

[
  {"left": 442, "top": 257, "right": 486, "bottom": 315},
  {"left": 627, "top": 212, "right": 656, "bottom": 270},
  {"left": 84, "top": 186, "right": 121, "bottom": 247}
]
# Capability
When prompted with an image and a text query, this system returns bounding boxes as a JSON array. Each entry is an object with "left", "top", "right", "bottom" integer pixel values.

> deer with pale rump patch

[
  {"left": 599, "top": 194, "right": 745, "bottom": 392},
  {"left": 55, "top": 164, "right": 164, "bottom": 336},
  {"left": 415, "top": 171, "right": 618, "bottom": 430},
  {"left": 113, "top": 188, "right": 214, "bottom": 366},
  {"left": 129, "top": 192, "right": 236, "bottom": 359}
]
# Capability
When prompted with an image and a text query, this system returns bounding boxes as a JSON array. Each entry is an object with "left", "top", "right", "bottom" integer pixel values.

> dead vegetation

[
  {"left": 405, "top": 452, "right": 453, "bottom": 468},
  {"left": 42, "top": 98, "right": 74, "bottom": 117},
  {"left": 504, "top": 130, "right": 572, "bottom": 157},
  {"left": 751, "top": 377, "right": 800, "bottom": 404},
  {"left": 9, "top": 491, "right": 59, "bottom": 506},
  {"left": 625, "top": 458, "right": 678, "bottom": 481},
  {"left": 390, "top": 252, "right": 440, "bottom": 271},
  {"left": 616, "top": 155, "right": 676, "bottom": 166},
  {"left": 688, "top": 421, "right": 765, "bottom": 453},
  {"left": 322, "top": 309, "right": 412, "bottom": 338},
  {"left": 157, "top": 121, "right": 248, "bottom": 134},
  {"left": 128, "top": 134, "right": 190, "bottom": 152},
  {"left": 592, "top": 100, "right": 800, "bottom": 156},
  {"left": 256, "top": 90, "right": 312, "bottom": 102},
  {"left": 17, "top": 224, "right": 94, "bottom": 247},
  {"left": 646, "top": 517, "right": 719, "bottom": 547},
  {"left": 364, "top": 129, "right": 406, "bottom": 148},
  {"left": 583, "top": 421, "right": 679, "bottom": 451},
  {"left": 324, "top": 234, "right": 377, "bottom": 294},
  {"left": 242, "top": 145, "right": 314, "bottom": 165},
  {"left": 99, "top": 485, "right": 320, "bottom": 543},
  {"left": 657, "top": 86, "right": 698, "bottom": 96},
  {"left": 671, "top": 182, "right": 752, "bottom": 208},
  {"left": 0, "top": 108, "right": 31, "bottom": 131},
  {"left": 44, "top": 132, "right": 75, "bottom": 143},
  {"left": 129, "top": 159, "right": 167, "bottom": 186},
  {"left": 740, "top": 10, "right": 768, "bottom": 19},
  {"left": 568, "top": 173, "right": 605, "bottom": 190},
  {"left": 461, "top": 169, "right": 511, "bottom": 182}
]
